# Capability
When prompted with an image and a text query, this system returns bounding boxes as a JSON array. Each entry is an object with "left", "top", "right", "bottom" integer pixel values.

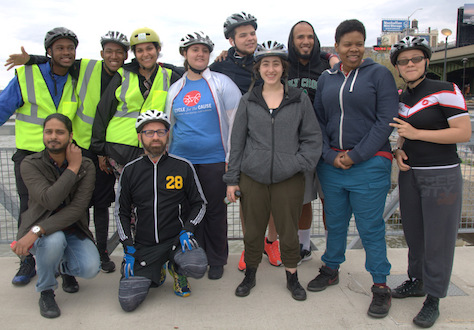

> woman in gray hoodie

[{"left": 223, "top": 40, "right": 321, "bottom": 301}]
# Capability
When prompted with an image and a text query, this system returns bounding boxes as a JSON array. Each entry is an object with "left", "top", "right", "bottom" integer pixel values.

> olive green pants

[{"left": 240, "top": 172, "right": 304, "bottom": 269}]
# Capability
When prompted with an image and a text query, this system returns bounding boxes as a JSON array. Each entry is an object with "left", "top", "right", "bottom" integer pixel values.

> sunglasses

[
  {"left": 141, "top": 129, "right": 168, "bottom": 137},
  {"left": 396, "top": 56, "right": 425, "bottom": 66}
]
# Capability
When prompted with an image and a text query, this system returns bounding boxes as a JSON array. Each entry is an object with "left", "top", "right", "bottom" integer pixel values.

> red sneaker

[
  {"left": 264, "top": 238, "right": 282, "bottom": 267},
  {"left": 238, "top": 250, "right": 246, "bottom": 271}
]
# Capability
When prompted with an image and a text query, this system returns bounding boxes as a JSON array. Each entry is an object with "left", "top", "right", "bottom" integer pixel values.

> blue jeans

[
  {"left": 317, "top": 157, "right": 392, "bottom": 283},
  {"left": 30, "top": 231, "right": 100, "bottom": 292}
]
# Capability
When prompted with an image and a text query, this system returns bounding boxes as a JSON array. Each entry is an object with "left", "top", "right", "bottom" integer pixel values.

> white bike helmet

[
  {"left": 179, "top": 31, "right": 214, "bottom": 55},
  {"left": 254, "top": 41, "right": 288, "bottom": 62},
  {"left": 101, "top": 31, "right": 130, "bottom": 51},
  {"left": 136, "top": 110, "right": 170, "bottom": 132}
]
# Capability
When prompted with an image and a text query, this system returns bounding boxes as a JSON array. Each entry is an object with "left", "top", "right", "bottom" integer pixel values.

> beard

[
  {"left": 295, "top": 49, "right": 312, "bottom": 60},
  {"left": 45, "top": 140, "right": 68, "bottom": 154},
  {"left": 143, "top": 140, "right": 166, "bottom": 158}
]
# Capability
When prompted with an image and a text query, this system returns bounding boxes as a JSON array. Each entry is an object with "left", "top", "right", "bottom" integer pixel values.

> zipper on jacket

[
  {"left": 270, "top": 114, "right": 276, "bottom": 183},
  {"left": 338, "top": 74, "right": 350, "bottom": 149},
  {"left": 153, "top": 161, "right": 160, "bottom": 244}
]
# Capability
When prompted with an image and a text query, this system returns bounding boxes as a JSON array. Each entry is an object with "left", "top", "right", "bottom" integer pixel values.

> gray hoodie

[{"left": 224, "top": 86, "right": 321, "bottom": 185}]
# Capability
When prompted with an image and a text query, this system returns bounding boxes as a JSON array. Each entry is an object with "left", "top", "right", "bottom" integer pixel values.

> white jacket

[{"left": 165, "top": 68, "right": 242, "bottom": 162}]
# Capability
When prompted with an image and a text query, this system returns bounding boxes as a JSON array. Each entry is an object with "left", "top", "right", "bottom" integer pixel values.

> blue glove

[
  {"left": 179, "top": 230, "right": 198, "bottom": 253},
  {"left": 123, "top": 245, "right": 136, "bottom": 279}
]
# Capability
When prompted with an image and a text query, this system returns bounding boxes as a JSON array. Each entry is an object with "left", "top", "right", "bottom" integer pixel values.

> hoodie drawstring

[{"left": 349, "top": 68, "right": 359, "bottom": 92}]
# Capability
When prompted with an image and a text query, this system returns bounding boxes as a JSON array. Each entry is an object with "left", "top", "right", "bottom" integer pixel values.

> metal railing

[{"left": 1, "top": 145, "right": 474, "bottom": 248}]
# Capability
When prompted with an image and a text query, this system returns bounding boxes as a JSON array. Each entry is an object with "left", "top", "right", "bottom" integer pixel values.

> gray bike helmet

[
  {"left": 179, "top": 31, "right": 214, "bottom": 55},
  {"left": 254, "top": 41, "right": 288, "bottom": 62},
  {"left": 136, "top": 110, "right": 170, "bottom": 133},
  {"left": 390, "top": 36, "right": 432, "bottom": 66},
  {"left": 101, "top": 30, "right": 130, "bottom": 51},
  {"left": 223, "top": 12, "right": 257, "bottom": 39},
  {"left": 44, "top": 27, "right": 78, "bottom": 50},
  {"left": 118, "top": 276, "right": 152, "bottom": 312},
  {"left": 174, "top": 246, "right": 208, "bottom": 279}
]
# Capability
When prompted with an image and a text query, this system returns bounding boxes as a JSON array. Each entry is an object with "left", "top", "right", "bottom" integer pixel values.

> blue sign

[{"left": 382, "top": 20, "right": 409, "bottom": 32}]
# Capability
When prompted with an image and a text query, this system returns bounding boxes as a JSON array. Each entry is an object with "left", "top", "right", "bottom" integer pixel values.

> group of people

[{"left": 0, "top": 11, "right": 470, "bottom": 329}]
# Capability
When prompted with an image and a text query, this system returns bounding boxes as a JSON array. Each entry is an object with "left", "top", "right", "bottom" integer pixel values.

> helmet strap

[
  {"left": 397, "top": 63, "right": 427, "bottom": 86},
  {"left": 189, "top": 65, "right": 206, "bottom": 75}
]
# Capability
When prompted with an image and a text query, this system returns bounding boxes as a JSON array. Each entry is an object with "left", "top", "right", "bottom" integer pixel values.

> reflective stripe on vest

[
  {"left": 73, "top": 59, "right": 102, "bottom": 149},
  {"left": 105, "top": 66, "right": 171, "bottom": 147},
  {"left": 15, "top": 65, "right": 77, "bottom": 152}
]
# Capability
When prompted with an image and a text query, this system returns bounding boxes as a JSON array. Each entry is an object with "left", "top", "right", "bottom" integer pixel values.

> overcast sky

[{"left": 0, "top": 0, "right": 469, "bottom": 88}]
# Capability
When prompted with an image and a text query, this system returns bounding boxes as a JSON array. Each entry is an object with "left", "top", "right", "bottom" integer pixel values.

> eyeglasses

[
  {"left": 141, "top": 129, "right": 168, "bottom": 137},
  {"left": 396, "top": 56, "right": 425, "bottom": 66}
]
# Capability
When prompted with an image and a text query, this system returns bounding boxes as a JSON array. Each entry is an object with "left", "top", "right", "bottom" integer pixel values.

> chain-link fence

[{"left": 1, "top": 145, "right": 474, "bottom": 246}]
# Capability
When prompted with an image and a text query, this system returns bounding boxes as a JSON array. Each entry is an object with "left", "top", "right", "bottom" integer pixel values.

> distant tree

[{"left": 367, "top": 52, "right": 405, "bottom": 91}]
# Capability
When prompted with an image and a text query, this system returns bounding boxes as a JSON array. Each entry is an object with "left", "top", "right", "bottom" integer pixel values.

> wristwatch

[{"left": 31, "top": 225, "right": 43, "bottom": 237}]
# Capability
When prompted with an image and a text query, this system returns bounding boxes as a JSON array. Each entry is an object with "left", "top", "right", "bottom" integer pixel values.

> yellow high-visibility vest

[
  {"left": 106, "top": 66, "right": 170, "bottom": 147},
  {"left": 15, "top": 65, "right": 78, "bottom": 152},
  {"left": 73, "top": 59, "right": 102, "bottom": 149}
]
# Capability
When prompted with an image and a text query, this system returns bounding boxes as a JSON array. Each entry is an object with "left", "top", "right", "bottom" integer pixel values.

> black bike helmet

[
  {"left": 223, "top": 12, "right": 257, "bottom": 39},
  {"left": 44, "top": 27, "right": 78, "bottom": 50},
  {"left": 390, "top": 36, "right": 431, "bottom": 66}
]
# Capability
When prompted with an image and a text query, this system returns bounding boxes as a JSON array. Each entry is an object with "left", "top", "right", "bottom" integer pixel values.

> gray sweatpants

[{"left": 398, "top": 166, "right": 462, "bottom": 298}]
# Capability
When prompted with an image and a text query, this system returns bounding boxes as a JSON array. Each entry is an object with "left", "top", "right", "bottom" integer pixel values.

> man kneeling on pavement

[
  {"left": 116, "top": 110, "right": 208, "bottom": 312},
  {"left": 11, "top": 113, "right": 100, "bottom": 318}
]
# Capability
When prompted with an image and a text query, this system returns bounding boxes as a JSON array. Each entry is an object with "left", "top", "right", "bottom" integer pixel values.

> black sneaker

[
  {"left": 413, "top": 295, "right": 440, "bottom": 328},
  {"left": 100, "top": 252, "right": 116, "bottom": 273},
  {"left": 12, "top": 255, "right": 36, "bottom": 286},
  {"left": 392, "top": 278, "right": 425, "bottom": 298},
  {"left": 307, "top": 265, "right": 339, "bottom": 292},
  {"left": 39, "top": 289, "right": 61, "bottom": 318},
  {"left": 208, "top": 265, "right": 224, "bottom": 280},
  {"left": 61, "top": 274, "right": 79, "bottom": 293},
  {"left": 297, "top": 244, "right": 312, "bottom": 266},
  {"left": 286, "top": 270, "right": 307, "bottom": 301},
  {"left": 368, "top": 285, "right": 391, "bottom": 318}
]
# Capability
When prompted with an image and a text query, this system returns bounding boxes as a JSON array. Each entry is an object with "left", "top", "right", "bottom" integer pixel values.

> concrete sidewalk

[{"left": 1, "top": 247, "right": 473, "bottom": 329}]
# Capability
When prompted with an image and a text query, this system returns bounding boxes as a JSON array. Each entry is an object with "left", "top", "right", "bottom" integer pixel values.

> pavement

[{"left": 1, "top": 247, "right": 473, "bottom": 329}]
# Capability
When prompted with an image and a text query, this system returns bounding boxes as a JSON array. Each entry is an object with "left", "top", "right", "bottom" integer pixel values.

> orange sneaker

[
  {"left": 264, "top": 238, "right": 282, "bottom": 267},
  {"left": 238, "top": 250, "right": 246, "bottom": 271}
]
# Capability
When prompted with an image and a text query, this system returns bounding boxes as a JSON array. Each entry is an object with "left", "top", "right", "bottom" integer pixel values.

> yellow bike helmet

[{"left": 130, "top": 27, "right": 161, "bottom": 48}]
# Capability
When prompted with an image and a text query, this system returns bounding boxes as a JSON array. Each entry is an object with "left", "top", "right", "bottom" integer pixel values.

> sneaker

[
  {"left": 413, "top": 295, "right": 440, "bottom": 328},
  {"left": 61, "top": 274, "right": 79, "bottom": 293},
  {"left": 159, "top": 264, "right": 166, "bottom": 286},
  {"left": 297, "top": 244, "right": 312, "bottom": 265},
  {"left": 286, "top": 270, "right": 307, "bottom": 301},
  {"left": 12, "top": 255, "right": 36, "bottom": 286},
  {"left": 263, "top": 238, "right": 282, "bottom": 267},
  {"left": 307, "top": 265, "right": 339, "bottom": 292},
  {"left": 392, "top": 278, "right": 425, "bottom": 298},
  {"left": 39, "top": 289, "right": 61, "bottom": 318},
  {"left": 150, "top": 264, "right": 167, "bottom": 288},
  {"left": 367, "top": 285, "right": 391, "bottom": 318},
  {"left": 208, "top": 265, "right": 224, "bottom": 280},
  {"left": 238, "top": 250, "right": 246, "bottom": 271},
  {"left": 169, "top": 265, "right": 191, "bottom": 297},
  {"left": 100, "top": 252, "right": 116, "bottom": 273}
]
